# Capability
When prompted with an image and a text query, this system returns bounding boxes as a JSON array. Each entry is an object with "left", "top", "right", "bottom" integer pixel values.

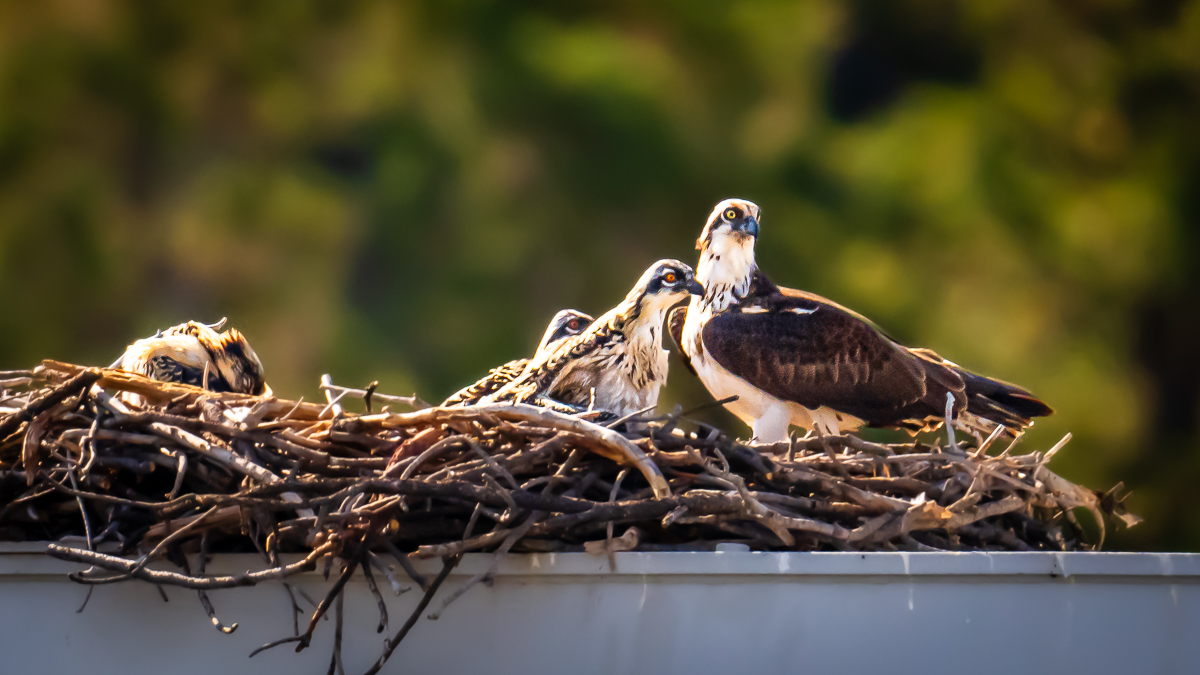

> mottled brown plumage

[
  {"left": 442, "top": 309, "right": 592, "bottom": 407},
  {"left": 119, "top": 320, "right": 270, "bottom": 396},
  {"left": 488, "top": 260, "right": 703, "bottom": 417}
]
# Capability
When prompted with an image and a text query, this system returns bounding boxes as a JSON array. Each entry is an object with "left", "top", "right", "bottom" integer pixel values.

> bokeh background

[{"left": 0, "top": 1, "right": 1196, "bottom": 551}]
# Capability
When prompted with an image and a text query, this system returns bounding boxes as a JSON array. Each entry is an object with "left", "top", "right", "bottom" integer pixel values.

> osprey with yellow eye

[{"left": 670, "top": 198, "right": 1053, "bottom": 442}]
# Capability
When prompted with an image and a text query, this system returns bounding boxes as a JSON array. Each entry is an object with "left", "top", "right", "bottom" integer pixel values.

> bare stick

[
  {"left": 196, "top": 532, "right": 238, "bottom": 634},
  {"left": 428, "top": 513, "right": 538, "bottom": 620},
  {"left": 148, "top": 423, "right": 280, "bottom": 485},
  {"left": 296, "top": 556, "right": 360, "bottom": 651},
  {"left": 320, "top": 375, "right": 348, "bottom": 419},
  {"left": 66, "top": 468, "right": 93, "bottom": 555},
  {"left": 319, "top": 381, "right": 426, "bottom": 410},
  {"left": 468, "top": 439, "right": 519, "bottom": 489},
  {"left": 75, "top": 587, "right": 95, "bottom": 614},
  {"left": 604, "top": 469, "right": 630, "bottom": 570},
  {"left": 360, "top": 550, "right": 389, "bottom": 633},
  {"left": 380, "top": 539, "right": 428, "bottom": 591},
  {"left": 283, "top": 584, "right": 302, "bottom": 636},
  {"left": 250, "top": 636, "right": 306, "bottom": 658},
  {"left": 944, "top": 392, "right": 958, "bottom": 452},
  {"left": 399, "top": 435, "right": 470, "bottom": 479},
  {"left": 360, "top": 557, "right": 459, "bottom": 675},
  {"left": 164, "top": 449, "right": 188, "bottom": 500},
  {"left": 603, "top": 404, "right": 657, "bottom": 429},
  {"left": 49, "top": 542, "right": 334, "bottom": 589},
  {"left": 328, "top": 588, "right": 346, "bottom": 675},
  {"left": 130, "top": 505, "right": 224, "bottom": 575}
]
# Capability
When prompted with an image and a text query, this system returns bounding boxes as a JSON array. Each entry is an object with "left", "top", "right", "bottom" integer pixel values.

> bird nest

[{"left": 0, "top": 361, "right": 1138, "bottom": 672}]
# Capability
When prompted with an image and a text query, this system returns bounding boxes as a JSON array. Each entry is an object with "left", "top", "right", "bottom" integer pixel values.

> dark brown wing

[
  {"left": 761, "top": 272, "right": 901, "bottom": 342},
  {"left": 666, "top": 304, "right": 695, "bottom": 376},
  {"left": 147, "top": 355, "right": 234, "bottom": 392},
  {"left": 910, "top": 348, "right": 1053, "bottom": 428},
  {"left": 701, "top": 293, "right": 961, "bottom": 425}
]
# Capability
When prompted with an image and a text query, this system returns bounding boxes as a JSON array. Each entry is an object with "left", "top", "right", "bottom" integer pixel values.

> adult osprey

[
  {"left": 119, "top": 319, "right": 271, "bottom": 396},
  {"left": 488, "top": 260, "right": 704, "bottom": 417},
  {"left": 442, "top": 309, "right": 593, "bottom": 406},
  {"left": 671, "top": 198, "right": 1052, "bottom": 443}
]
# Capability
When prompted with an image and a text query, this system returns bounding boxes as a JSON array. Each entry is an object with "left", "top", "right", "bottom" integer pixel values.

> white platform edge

[{"left": 3, "top": 541, "right": 1199, "bottom": 581}]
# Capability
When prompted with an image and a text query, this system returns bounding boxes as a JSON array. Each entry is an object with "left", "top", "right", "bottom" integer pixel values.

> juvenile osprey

[
  {"left": 442, "top": 309, "right": 593, "bottom": 406},
  {"left": 119, "top": 320, "right": 271, "bottom": 396},
  {"left": 671, "top": 199, "right": 1052, "bottom": 442},
  {"left": 488, "top": 260, "right": 704, "bottom": 417}
]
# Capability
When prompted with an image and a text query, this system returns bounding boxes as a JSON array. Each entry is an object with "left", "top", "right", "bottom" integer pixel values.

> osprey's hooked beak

[
  {"left": 687, "top": 279, "right": 705, "bottom": 295},
  {"left": 738, "top": 216, "right": 760, "bottom": 238}
]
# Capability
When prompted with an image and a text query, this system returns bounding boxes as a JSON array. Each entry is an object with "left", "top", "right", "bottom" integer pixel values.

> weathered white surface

[{"left": 1, "top": 543, "right": 1197, "bottom": 675}]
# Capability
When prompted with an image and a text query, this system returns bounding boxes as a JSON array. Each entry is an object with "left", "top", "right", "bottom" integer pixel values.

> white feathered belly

[
  {"left": 693, "top": 350, "right": 866, "bottom": 439},
  {"left": 594, "top": 377, "right": 660, "bottom": 417},
  {"left": 691, "top": 348, "right": 803, "bottom": 425},
  {"left": 570, "top": 346, "right": 666, "bottom": 418}
]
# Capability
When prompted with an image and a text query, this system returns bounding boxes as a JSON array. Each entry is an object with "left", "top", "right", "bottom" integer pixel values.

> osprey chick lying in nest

[{"left": 117, "top": 318, "right": 271, "bottom": 397}]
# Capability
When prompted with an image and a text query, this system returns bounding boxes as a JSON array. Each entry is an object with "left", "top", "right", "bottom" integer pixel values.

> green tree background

[{"left": 0, "top": 0, "right": 1196, "bottom": 551}]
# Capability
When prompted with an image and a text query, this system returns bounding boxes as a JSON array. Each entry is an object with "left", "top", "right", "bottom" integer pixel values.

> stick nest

[{"left": 0, "top": 361, "right": 1139, "bottom": 672}]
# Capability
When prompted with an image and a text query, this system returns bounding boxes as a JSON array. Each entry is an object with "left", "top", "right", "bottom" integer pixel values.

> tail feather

[
  {"left": 908, "top": 347, "right": 1052, "bottom": 432},
  {"left": 956, "top": 368, "right": 1053, "bottom": 428}
]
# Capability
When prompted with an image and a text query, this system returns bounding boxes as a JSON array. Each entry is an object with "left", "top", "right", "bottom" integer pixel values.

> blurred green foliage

[{"left": 0, "top": 0, "right": 1197, "bottom": 551}]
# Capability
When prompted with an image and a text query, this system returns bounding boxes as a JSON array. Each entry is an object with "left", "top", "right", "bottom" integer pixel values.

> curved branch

[{"left": 369, "top": 403, "right": 671, "bottom": 498}]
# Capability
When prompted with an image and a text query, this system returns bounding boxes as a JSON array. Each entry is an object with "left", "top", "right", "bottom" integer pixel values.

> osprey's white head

[{"left": 695, "top": 198, "right": 761, "bottom": 306}]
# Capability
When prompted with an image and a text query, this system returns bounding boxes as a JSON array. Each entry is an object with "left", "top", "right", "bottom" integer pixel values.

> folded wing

[{"left": 701, "top": 294, "right": 967, "bottom": 429}]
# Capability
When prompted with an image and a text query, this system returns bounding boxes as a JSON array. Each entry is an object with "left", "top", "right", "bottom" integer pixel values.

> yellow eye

[
  {"left": 664, "top": 272, "right": 677, "bottom": 284},
  {"left": 724, "top": 208, "right": 738, "bottom": 220}
]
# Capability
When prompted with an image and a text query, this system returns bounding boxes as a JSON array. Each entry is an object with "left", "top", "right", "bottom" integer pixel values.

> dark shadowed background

[{"left": 1, "top": 0, "right": 1197, "bottom": 551}]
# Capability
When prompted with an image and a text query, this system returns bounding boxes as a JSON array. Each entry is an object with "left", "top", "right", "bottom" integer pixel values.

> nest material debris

[{"left": 0, "top": 361, "right": 1138, "bottom": 673}]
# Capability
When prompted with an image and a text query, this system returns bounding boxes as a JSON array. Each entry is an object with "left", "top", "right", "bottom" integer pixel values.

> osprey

[
  {"left": 670, "top": 198, "right": 1052, "bottom": 443},
  {"left": 119, "top": 319, "right": 271, "bottom": 396},
  {"left": 442, "top": 309, "right": 593, "bottom": 406},
  {"left": 488, "top": 260, "right": 704, "bottom": 417}
]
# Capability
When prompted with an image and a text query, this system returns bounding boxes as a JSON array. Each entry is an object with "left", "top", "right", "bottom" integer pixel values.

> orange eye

[
  {"left": 664, "top": 272, "right": 677, "bottom": 283},
  {"left": 724, "top": 208, "right": 738, "bottom": 220}
]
